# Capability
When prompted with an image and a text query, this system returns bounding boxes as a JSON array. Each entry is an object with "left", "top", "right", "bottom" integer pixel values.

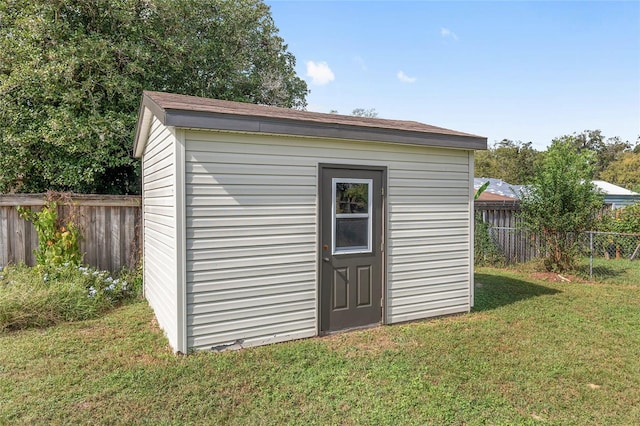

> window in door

[{"left": 332, "top": 178, "right": 372, "bottom": 254}]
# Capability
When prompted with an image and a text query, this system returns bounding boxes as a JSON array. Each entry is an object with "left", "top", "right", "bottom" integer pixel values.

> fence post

[{"left": 589, "top": 231, "right": 594, "bottom": 280}]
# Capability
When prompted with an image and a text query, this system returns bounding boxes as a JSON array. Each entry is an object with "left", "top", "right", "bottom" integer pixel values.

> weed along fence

[
  {"left": 0, "top": 194, "right": 141, "bottom": 272},
  {"left": 474, "top": 200, "right": 542, "bottom": 263}
]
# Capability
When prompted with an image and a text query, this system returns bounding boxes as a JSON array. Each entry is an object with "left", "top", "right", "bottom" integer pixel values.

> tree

[
  {"left": 351, "top": 108, "right": 378, "bottom": 118},
  {"left": 563, "top": 130, "right": 631, "bottom": 178},
  {"left": 0, "top": 0, "right": 308, "bottom": 194},
  {"left": 328, "top": 108, "right": 378, "bottom": 117},
  {"left": 475, "top": 139, "right": 540, "bottom": 184},
  {"left": 600, "top": 151, "right": 640, "bottom": 193},
  {"left": 595, "top": 136, "right": 631, "bottom": 176},
  {"left": 519, "top": 138, "right": 603, "bottom": 272},
  {"left": 571, "top": 129, "right": 606, "bottom": 153}
]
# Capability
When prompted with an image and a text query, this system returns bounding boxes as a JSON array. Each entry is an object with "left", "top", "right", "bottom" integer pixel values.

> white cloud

[
  {"left": 306, "top": 61, "right": 335, "bottom": 85},
  {"left": 397, "top": 71, "right": 416, "bottom": 83},
  {"left": 440, "top": 27, "right": 458, "bottom": 40}
]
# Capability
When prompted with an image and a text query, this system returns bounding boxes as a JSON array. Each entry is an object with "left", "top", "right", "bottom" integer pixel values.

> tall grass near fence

[{"left": 0, "top": 263, "right": 141, "bottom": 331}]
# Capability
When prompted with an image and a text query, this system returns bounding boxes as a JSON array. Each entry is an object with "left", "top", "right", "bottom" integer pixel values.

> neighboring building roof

[
  {"left": 475, "top": 191, "right": 517, "bottom": 202},
  {"left": 473, "top": 177, "right": 524, "bottom": 200},
  {"left": 592, "top": 180, "right": 640, "bottom": 209},
  {"left": 474, "top": 177, "right": 640, "bottom": 209},
  {"left": 592, "top": 180, "right": 639, "bottom": 196},
  {"left": 134, "top": 91, "right": 487, "bottom": 157}
]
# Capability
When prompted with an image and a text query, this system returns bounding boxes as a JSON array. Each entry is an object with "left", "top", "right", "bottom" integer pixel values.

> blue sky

[{"left": 267, "top": 1, "right": 640, "bottom": 150}]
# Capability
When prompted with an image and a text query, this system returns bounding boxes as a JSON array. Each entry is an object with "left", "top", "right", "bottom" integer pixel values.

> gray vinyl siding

[
  {"left": 184, "top": 131, "right": 472, "bottom": 350},
  {"left": 387, "top": 160, "right": 472, "bottom": 322},
  {"left": 142, "top": 118, "right": 179, "bottom": 349}
]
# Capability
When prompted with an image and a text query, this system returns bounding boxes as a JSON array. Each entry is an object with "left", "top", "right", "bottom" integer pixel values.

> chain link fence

[
  {"left": 583, "top": 231, "right": 640, "bottom": 281},
  {"left": 475, "top": 224, "right": 640, "bottom": 282}
]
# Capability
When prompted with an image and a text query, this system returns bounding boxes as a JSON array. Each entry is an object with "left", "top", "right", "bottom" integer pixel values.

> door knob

[{"left": 323, "top": 257, "right": 330, "bottom": 262}]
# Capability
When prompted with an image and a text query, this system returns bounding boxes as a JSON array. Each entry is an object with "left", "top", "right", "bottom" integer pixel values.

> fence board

[
  {"left": 97, "top": 206, "right": 108, "bottom": 270},
  {"left": 0, "top": 194, "right": 141, "bottom": 272},
  {"left": 111, "top": 207, "right": 121, "bottom": 272},
  {"left": 0, "top": 208, "right": 7, "bottom": 266},
  {"left": 28, "top": 210, "right": 38, "bottom": 266},
  {"left": 124, "top": 206, "right": 138, "bottom": 269},
  {"left": 474, "top": 200, "right": 521, "bottom": 229},
  {"left": 13, "top": 208, "right": 27, "bottom": 265}
]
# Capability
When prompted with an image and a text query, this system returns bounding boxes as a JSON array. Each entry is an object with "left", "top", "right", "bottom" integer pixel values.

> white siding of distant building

[{"left": 184, "top": 131, "right": 472, "bottom": 350}]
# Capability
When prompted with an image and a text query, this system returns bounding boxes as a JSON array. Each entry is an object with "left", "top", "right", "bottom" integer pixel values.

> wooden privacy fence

[
  {"left": 474, "top": 199, "right": 520, "bottom": 228},
  {"left": 0, "top": 194, "right": 141, "bottom": 272},
  {"left": 474, "top": 199, "right": 541, "bottom": 263},
  {"left": 483, "top": 227, "right": 543, "bottom": 264}
]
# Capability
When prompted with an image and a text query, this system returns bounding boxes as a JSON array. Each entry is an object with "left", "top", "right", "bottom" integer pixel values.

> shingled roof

[{"left": 134, "top": 91, "right": 487, "bottom": 157}]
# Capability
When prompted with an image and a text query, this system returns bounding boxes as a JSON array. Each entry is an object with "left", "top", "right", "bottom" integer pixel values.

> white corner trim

[
  {"left": 134, "top": 107, "right": 153, "bottom": 158},
  {"left": 468, "top": 150, "right": 475, "bottom": 308},
  {"left": 141, "top": 153, "right": 146, "bottom": 299},
  {"left": 174, "top": 127, "right": 188, "bottom": 353}
]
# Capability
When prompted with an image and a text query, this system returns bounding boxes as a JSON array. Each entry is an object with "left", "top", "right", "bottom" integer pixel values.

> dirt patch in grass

[{"left": 322, "top": 325, "right": 419, "bottom": 357}]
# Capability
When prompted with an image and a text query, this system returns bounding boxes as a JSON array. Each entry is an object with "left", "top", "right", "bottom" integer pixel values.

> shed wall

[
  {"left": 142, "top": 118, "right": 179, "bottom": 349},
  {"left": 184, "top": 131, "right": 471, "bottom": 350}
]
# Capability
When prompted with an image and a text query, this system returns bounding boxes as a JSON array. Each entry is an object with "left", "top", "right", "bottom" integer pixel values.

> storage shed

[{"left": 133, "top": 91, "right": 487, "bottom": 353}]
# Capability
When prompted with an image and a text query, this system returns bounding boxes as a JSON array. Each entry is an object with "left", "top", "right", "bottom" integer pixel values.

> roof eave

[
  {"left": 135, "top": 91, "right": 488, "bottom": 152},
  {"left": 160, "top": 108, "right": 486, "bottom": 150}
]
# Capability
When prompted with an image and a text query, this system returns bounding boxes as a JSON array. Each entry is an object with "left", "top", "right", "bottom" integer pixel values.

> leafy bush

[
  {"left": 0, "top": 263, "right": 140, "bottom": 332},
  {"left": 18, "top": 201, "right": 82, "bottom": 267},
  {"left": 593, "top": 202, "right": 640, "bottom": 259},
  {"left": 596, "top": 202, "right": 640, "bottom": 234}
]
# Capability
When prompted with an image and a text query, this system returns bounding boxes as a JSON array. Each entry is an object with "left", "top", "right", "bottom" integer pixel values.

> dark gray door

[{"left": 319, "top": 165, "right": 385, "bottom": 332}]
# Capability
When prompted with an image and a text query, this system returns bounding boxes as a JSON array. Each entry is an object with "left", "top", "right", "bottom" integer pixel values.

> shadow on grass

[
  {"left": 574, "top": 260, "right": 639, "bottom": 284},
  {"left": 574, "top": 264, "right": 625, "bottom": 280},
  {"left": 473, "top": 273, "right": 561, "bottom": 312}
]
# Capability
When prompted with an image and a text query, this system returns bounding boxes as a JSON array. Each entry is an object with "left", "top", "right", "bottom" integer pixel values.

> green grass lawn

[
  {"left": 2, "top": 267, "right": 639, "bottom": 425},
  {"left": 574, "top": 257, "right": 640, "bottom": 285}
]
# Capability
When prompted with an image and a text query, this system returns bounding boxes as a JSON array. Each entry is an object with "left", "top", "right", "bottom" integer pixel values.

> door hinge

[
  {"left": 380, "top": 298, "right": 384, "bottom": 308},
  {"left": 381, "top": 186, "right": 385, "bottom": 196},
  {"left": 380, "top": 241, "right": 384, "bottom": 251}
]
